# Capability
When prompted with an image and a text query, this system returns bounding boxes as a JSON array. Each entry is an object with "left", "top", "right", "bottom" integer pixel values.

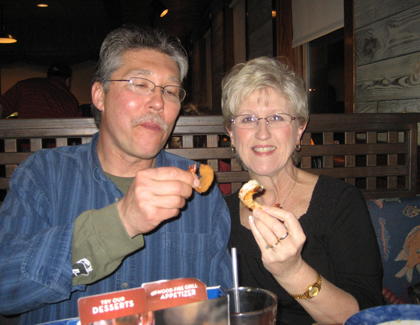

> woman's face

[{"left": 228, "top": 88, "right": 306, "bottom": 178}]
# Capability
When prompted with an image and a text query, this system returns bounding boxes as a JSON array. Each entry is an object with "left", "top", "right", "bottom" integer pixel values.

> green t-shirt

[{"left": 72, "top": 172, "right": 144, "bottom": 285}]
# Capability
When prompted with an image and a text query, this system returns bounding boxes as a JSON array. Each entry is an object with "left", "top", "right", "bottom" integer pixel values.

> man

[
  {"left": 0, "top": 61, "right": 80, "bottom": 118},
  {"left": 0, "top": 25, "right": 232, "bottom": 324}
]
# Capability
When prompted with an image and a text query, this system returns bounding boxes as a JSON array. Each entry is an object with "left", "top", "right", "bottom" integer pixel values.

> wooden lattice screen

[{"left": 1, "top": 114, "right": 419, "bottom": 202}]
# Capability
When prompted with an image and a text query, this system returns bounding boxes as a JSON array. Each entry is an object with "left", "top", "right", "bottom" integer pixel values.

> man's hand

[{"left": 117, "top": 166, "right": 200, "bottom": 238}]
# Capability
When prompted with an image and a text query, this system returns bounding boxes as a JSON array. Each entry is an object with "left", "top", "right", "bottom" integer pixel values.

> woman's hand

[
  {"left": 249, "top": 205, "right": 306, "bottom": 278},
  {"left": 249, "top": 205, "right": 359, "bottom": 324}
]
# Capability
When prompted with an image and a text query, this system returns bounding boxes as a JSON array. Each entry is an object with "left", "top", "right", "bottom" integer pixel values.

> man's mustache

[{"left": 131, "top": 113, "right": 169, "bottom": 132}]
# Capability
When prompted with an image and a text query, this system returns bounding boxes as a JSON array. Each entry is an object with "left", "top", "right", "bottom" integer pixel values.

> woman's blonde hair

[{"left": 221, "top": 57, "right": 308, "bottom": 131}]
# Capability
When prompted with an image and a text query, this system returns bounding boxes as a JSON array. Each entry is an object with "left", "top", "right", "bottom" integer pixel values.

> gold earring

[
  {"left": 295, "top": 144, "right": 301, "bottom": 152},
  {"left": 231, "top": 146, "right": 236, "bottom": 153}
]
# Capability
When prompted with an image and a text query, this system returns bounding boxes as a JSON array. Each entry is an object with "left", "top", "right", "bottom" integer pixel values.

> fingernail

[
  {"left": 254, "top": 209, "right": 261, "bottom": 216},
  {"left": 249, "top": 215, "right": 254, "bottom": 223},
  {"left": 194, "top": 179, "right": 200, "bottom": 187}
]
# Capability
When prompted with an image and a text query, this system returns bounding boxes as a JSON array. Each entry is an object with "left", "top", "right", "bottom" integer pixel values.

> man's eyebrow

[
  {"left": 130, "top": 69, "right": 151, "bottom": 77},
  {"left": 169, "top": 76, "right": 181, "bottom": 84},
  {"left": 129, "top": 70, "right": 181, "bottom": 84}
]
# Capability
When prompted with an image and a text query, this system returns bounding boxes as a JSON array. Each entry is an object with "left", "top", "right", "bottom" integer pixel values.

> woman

[{"left": 222, "top": 57, "right": 384, "bottom": 325}]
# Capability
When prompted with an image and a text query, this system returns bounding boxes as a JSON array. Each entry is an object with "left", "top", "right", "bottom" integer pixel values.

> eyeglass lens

[
  {"left": 128, "top": 77, "right": 186, "bottom": 102},
  {"left": 233, "top": 114, "right": 294, "bottom": 128}
]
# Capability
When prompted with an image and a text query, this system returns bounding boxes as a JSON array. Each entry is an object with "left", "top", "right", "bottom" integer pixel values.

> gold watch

[{"left": 289, "top": 272, "right": 322, "bottom": 299}]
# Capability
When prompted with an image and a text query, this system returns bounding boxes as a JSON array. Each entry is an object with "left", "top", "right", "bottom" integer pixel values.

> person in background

[
  {"left": 0, "top": 61, "right": 81, "bottom": 118},
  {"left": 181, "top": 102, "right": 211, "bottom": 116},
  {"left": 222, "top": 57, "right": 384, "bottom": 325},
  {"left": 0, "top": 24, "right": 232, "bottom": 324}
]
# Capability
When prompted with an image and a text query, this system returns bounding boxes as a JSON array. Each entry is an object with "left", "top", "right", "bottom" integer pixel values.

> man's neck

[{"left": 96, "top": 137, "right": 157, "bottom": 177}]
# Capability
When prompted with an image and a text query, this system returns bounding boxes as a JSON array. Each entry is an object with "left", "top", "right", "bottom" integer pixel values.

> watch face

[{"left": 309, "top": 286, "right": 319, "bottom": 297}]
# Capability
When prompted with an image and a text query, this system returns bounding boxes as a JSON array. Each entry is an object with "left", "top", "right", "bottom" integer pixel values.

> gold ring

[{"left": 265, "top": 238, "right": 281, "bottom": 249}]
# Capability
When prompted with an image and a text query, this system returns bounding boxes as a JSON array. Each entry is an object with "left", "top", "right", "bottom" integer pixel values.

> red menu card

[
  {"left": 142, "top": 277, "right": 208, "bottom": 311},
  {"left": 77, "top": 278, "right": 209, "bottom": 324},
  {"left": 78, "top": 287, "right": 147, "bottom": 324}
]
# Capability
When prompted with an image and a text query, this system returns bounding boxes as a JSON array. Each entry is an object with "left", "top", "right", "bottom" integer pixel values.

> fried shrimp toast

[
  {"left": 188, "top": 163, "right": 214, "bottom": 193},
  {"left": 239, "top": 180, "right": 264, "bottom": 210}
]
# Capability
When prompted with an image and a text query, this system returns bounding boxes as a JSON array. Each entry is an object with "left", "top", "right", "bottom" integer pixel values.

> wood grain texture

[
  {"left": 355, "top": 52, "right": 420, "bottom": 102},
  {"left": 378, "top": 99, "right": 420, "bottom": 113},
  {"left": 274, "top": 0, "right": 293, "bottom": 62},
  {"left": 355, "top": 6, "right": 420, "bottom": 66},
  {"left": 211, "top": 9, "right": 224, "bottom": 114},
  {"left": 354, "top": 0, "right": 419, "bottom": 29},
  {"left": 1, "top": 114, "right": 419, "bottom": 200},
  {"left": 355, "top": 102, "right": 378, "bottom": 113},
  {"left": 354, "top": 0, "right": 420, "bottom": 113},
  {"left": 247, "top": 0, "right": 273, "bottom": 59},
  {"left": 344, "top": 0, "right": 355, "bottom": 113},
  {"left": 248, "top": 20, "right": 273, "bottom": 59}
]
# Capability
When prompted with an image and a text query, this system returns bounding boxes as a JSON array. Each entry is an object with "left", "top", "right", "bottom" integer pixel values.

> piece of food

[
  {"left": 188, "top": 163, "right": 214, "bottom": 193},
  {"left": 239, "top": 180, "right": 264, "bottom": 210}
]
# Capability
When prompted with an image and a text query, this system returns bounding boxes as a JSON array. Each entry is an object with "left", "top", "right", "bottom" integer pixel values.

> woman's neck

[{"left": 248, "top": 165, "right": 298, "bottom": 207}]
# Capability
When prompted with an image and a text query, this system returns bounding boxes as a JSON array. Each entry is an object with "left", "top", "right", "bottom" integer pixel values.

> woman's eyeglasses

[
  {"left": 107, "top": 77, "right": 186, "bottom": 103},
  {"left": 231, "top": 113, "right": 297, "bottom": 129}
]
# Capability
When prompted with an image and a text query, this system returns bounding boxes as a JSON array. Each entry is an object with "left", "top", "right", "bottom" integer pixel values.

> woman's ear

[
  {"left": 227, "top": 127, "right": 235, "bottom": 147},
  {"left": 91, "top": 82, "right": 105, "bottom": 112},
  {"left": 296, "top": 121, "right": 308, "bottom": 143}
]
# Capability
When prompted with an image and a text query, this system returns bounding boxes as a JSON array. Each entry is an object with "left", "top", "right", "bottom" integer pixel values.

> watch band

[{"left": 289, "top": 272, "right": 322, "bottom": 299}]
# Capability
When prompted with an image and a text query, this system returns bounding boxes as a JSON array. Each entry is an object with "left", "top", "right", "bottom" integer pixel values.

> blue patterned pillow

[{"left": 366, "top": 197, "right": 420, "bottom": 304}]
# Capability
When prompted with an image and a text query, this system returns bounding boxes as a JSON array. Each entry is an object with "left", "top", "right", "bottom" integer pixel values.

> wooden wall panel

[
  {"left": 355, "top": 102, "right": 378, "bottom": 113},
  {"left": 2, "top": 114, "right": 418, "bottom": 200},
  {"left": 344, "top": 0, "right": 355, "bottom": 113},
  {"left": 354, "top": 0, "right": 419, "bottom": 29},
  {"left": 211, "top": 10, "right": 224, "bottom": 114},
  {"left": 190, "top": 38, "right": 208, "bottom": 106},
  {"left": 355, "top": 52, "right": 420, "bottom": 102},
  {"left": 223, "top": 5, "right": 235, "bottom": 72},
  {"left": 379, "top": 99, "right": 420, "bottom": 114},
  {"left": 248, "top": 20, "right": 273, "bottom": 59},
  {"left": 274, "top": 0, "right": 292, "bottom": 60},
  {"left": 354, "top": 1, "right": 420, "bottom": 115},
  {"left": 355, "top": 6, "right": 420, "bottom": 66},
  {"left": 247, "top": 0, "right": 273, "bottom": 59}
]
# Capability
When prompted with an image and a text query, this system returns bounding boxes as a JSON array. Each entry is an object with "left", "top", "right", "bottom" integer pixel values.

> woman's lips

[
  {"left": 141, "top": 122, "right": 162, "bottom": 131},
  {"left": 252, "top": 146, "right": 276, "bottom": 153}
]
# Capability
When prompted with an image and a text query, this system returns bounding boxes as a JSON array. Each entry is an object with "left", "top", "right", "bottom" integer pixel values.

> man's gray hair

[{"left": 91, "top": 24, "right": 188, "bottom": 126}]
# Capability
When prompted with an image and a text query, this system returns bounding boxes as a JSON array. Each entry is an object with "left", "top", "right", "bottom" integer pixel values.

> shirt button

[{"left": 122, "top": 282, "right": 128, "bottom": 289}]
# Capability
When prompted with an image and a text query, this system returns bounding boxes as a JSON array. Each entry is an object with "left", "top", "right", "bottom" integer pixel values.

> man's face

[{"left": 93, "top": 49, "right": 182, "bottom": 166}]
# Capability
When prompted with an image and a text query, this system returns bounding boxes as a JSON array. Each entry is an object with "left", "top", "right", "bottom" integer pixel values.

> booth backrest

[
  {"left": 1, "top": 114, "right": 419, "bottom": 202},
  {"left": 1, "top": 114, "right": 420, "bottom": 306}
]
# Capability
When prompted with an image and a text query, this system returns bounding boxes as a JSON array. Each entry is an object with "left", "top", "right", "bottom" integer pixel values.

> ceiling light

[
  {"left": 0, "top": 31, "right": 17, "bottom": 43},
  {"left": 37, "top": 4, "right": 49, "bottom": 8},
  {"left": 152, "top": 0, "right": 169, "bottom": 18},
  {"left": 0, "top": 6, "right": 16, "bottom": 44}
]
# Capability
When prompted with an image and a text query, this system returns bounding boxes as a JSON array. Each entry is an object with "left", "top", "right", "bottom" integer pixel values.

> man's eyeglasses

[
  {"left": 231, "top": 113, "right": 297, "bottom": 129},
  {"left": 107, "top": 77, "right": 186, "bottom": 103}
]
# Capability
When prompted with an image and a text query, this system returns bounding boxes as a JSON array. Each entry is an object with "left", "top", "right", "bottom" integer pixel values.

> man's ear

[
  {"left": 65, "top": 77, "right": 71, "bottom": 89},
  {"left": 91, "top": 82, "right": 105, "bottom": 112}
]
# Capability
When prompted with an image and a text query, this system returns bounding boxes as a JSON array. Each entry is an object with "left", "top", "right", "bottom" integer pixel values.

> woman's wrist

[{"left": 275, "top": 262, "right": 318, "bottom": 295}]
